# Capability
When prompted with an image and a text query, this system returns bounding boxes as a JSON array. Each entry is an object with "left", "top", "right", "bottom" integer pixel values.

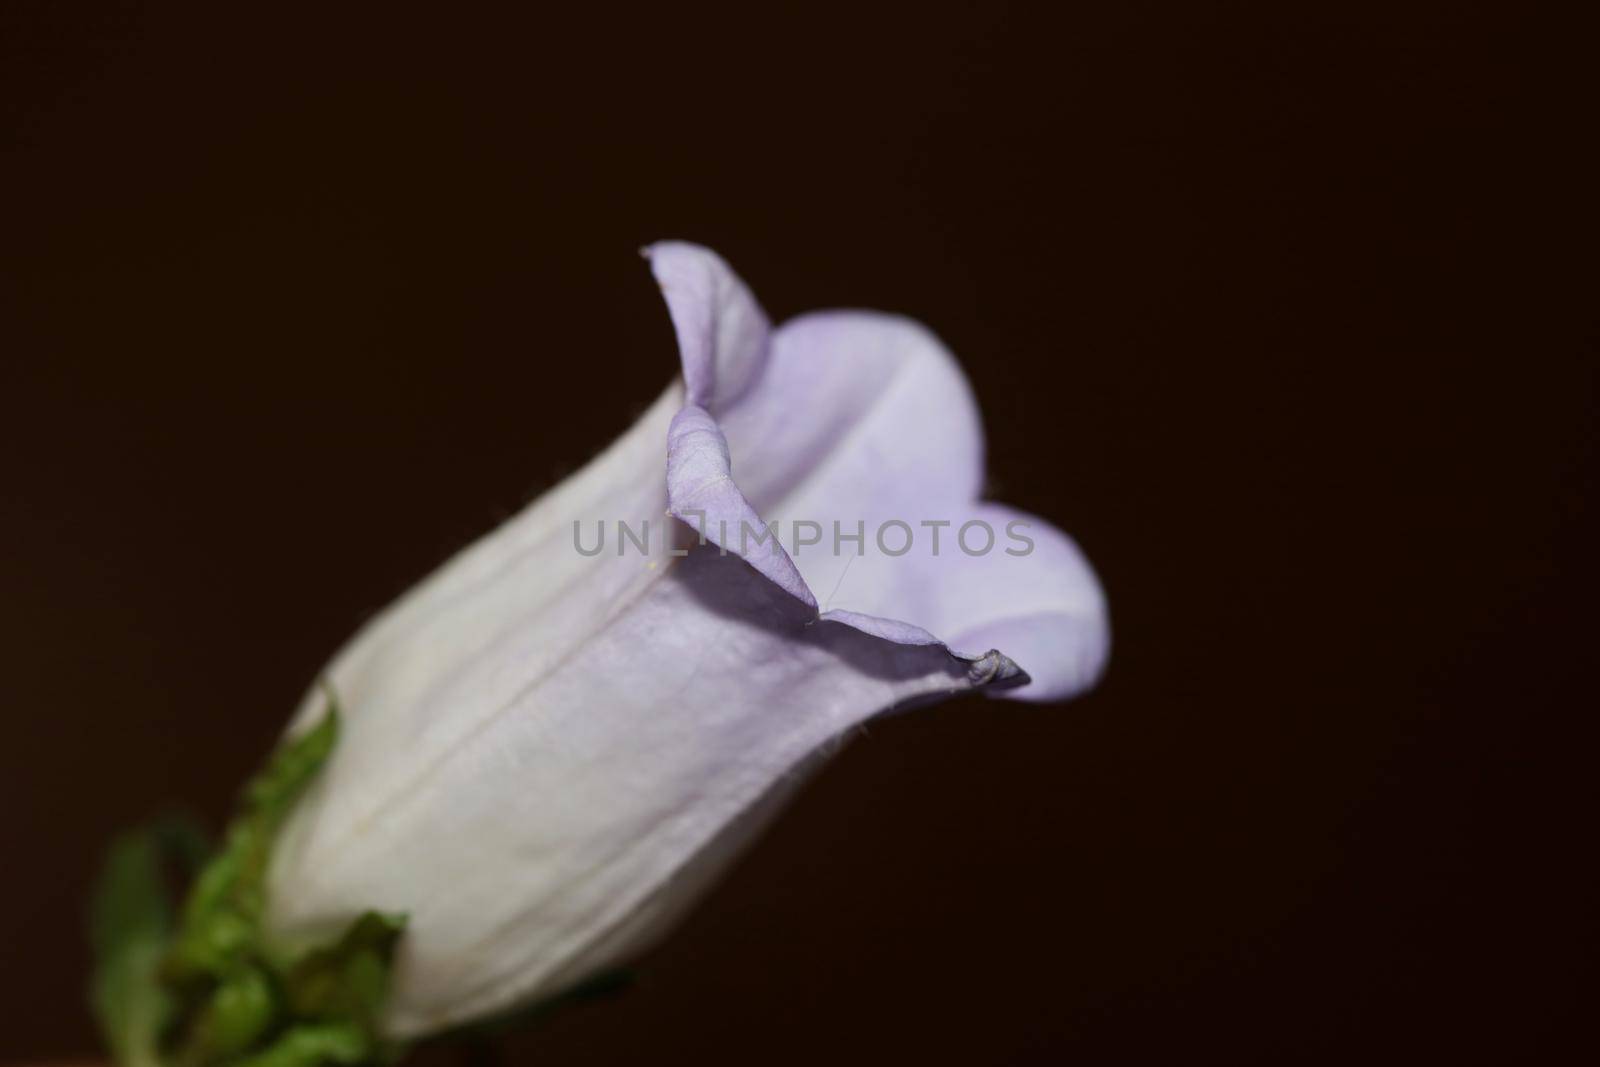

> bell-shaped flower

[{"left": 264, "top": 242, "right": 1109, "bottom": 1037}]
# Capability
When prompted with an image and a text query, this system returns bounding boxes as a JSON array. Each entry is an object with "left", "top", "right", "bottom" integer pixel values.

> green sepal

[
  {"left": 189, "top": 963, "right": 276, "bottom": 1059},
  {"left": 91, "top": 693, "right": 634, "bottom": 1067},
  {"left": 284, "top": 911, "right": 407, "bottom": 1031},
  {"left": 165, "top": 707, "right": 340, "bottom": 985},
  {"left": 231, "top": 1024, "right": 373, "bottom": 1067},
  {"left": 92, "top": 699, "right": 410, "bottom": 1067}
]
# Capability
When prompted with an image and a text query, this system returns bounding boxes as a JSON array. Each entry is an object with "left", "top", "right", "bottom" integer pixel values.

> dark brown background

[{"left": 1, "top": 3, "right": 1591, "bottom": 1063}]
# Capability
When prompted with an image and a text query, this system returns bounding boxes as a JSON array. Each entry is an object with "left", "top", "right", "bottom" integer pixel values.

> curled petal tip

[{"left": 966, "top": 649, "right": 1027, "bottom": 688}]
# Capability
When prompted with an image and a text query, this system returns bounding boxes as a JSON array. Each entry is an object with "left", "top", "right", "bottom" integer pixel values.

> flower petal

[
  {"left": 276, "top": 385, "right": 683, "bottom": 851},
  {"left": 645, "top": 245, "right": 1108, "bottom": 702},
  {"left": 271, "top": 545, "right": 1011, "bottom": 1036},
  {"left": 647, "top": 241, "right": 770, "bottom": 411},
  {"left": 266, "top": 243, "right": 1109, "bottom": 1039}
]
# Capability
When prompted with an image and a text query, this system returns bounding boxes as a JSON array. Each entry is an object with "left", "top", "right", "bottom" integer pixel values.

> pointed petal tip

[
  {"left": 642, "top": 239, "right": 724, "bottom": 273},
  {"left": 644, "top": 242, "right": 771, "bottom": 412}
]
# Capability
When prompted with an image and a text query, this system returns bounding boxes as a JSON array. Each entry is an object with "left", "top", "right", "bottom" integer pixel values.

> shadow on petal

[{"left": 668, "top": 537, "right": 1007, "bottom": 697}]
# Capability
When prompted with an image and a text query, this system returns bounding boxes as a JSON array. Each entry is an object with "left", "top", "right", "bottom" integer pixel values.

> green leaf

[{"left": 90, "top": 830, "right": 177, "bottom": 1067}]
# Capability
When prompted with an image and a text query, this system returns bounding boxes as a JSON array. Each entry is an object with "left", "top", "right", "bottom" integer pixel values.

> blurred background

[{"left": 1, "top": 3, "right": 1590, "bottom": 1063}]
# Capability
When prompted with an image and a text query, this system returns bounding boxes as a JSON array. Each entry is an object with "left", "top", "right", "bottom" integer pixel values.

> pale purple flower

[{"left": 264, "top": 243, "right": 1108, "bottom": 1036}]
